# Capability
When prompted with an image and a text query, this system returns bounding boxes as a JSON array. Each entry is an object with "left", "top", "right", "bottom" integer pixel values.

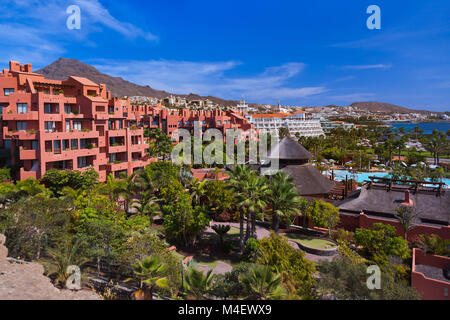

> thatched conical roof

[
  {"left": 267, "top": 136, "right": 312, "bottom": 161},
  {"left": 281, "top": 164, "right": 336, "bottom": 196}
]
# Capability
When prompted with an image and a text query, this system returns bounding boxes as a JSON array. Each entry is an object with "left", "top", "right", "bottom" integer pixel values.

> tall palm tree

[
  {"left": 240, "top": 265, "right": 285, "bottom": 300},
  {"left": 132, "top": 256, "right": 168, "bottom": 300},
  {"left": 394, "top": 205, "right": 418, "bottom": 240},
  {"left": 228, "top": 165, "right": 254, "bottom": 250},
  {"left": 266, "top": 172, "right": 301, "bottom": 233},
  {"left": 239, "top": 172, "right": 269, "bottom": 240},
  {"left": 184, "top": 267, "right": 215, "bottom": 300}
]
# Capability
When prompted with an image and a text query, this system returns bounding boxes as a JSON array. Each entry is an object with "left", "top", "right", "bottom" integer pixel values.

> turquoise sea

[{"left": 388, "top": 122, "right": 450, "bottom": 135}]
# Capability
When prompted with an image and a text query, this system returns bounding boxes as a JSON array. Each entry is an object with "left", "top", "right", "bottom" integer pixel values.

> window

[
  {"left": 118, "top": 121, "right": 123, "bottom": 129},
  {"left": 17, "top": 103, "right": 28, "bottom": 114},
  {"left": 4, "top": 88, "right": 14, "bottom": 96},
  {"left": 53, "top": 140, "right": 61, "bottom": 154},
  {"left": 44, "top": 103, "right": 52, "bottom": 114},
  {"left": 45, "top": 121, "right": 55, "bottom": 132},
  {"left": 73, "top": 121, "right": 82, "bottom": 131},
  {"left": 79, "top": 139, "right": 86, "bottom": 149},
  {"left": 0, "top": 104, "right": 5, "bottom": 114},
  {"left": 71, "top": 139, "right": 78, "bottom": 150},
  {"left": 109, "top": 153, "right": 117, "bottom": 163},
  {"left": 62, "top": 140, "right": 70, "bottom": 150},
  {"left": 17, "top": 121, "right": 27, "bottom": 131},
  {"left": 31, "top": 141, "right": 39, "bottom": 150},
  {"left": 66, "top": 121, "right": 70, "bottom": 132},
  {"left": 77, "top": 156, "right": 87, "bottom": 168},
  {"left": 217, "top": 120, "right": 222, "bottom": 125},
  {"left": 64, "top": 104, "right": 72, "bottom": 114}
]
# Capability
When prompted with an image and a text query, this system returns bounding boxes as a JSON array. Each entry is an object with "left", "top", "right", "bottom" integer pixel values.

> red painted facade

[
  {"left": 0, "top": 61, "right": 253, "bottom": 181},
  {"left": 337, "top": 211, "right": 450, "bottom": 241},
  {"left": 412, "top": 249, "right": 450, "bottom": 300}
]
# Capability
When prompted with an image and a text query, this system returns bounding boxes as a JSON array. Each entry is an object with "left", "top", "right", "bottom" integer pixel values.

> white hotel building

[{"left": 246, "top": 111, "right": 325, "bottom": 137}]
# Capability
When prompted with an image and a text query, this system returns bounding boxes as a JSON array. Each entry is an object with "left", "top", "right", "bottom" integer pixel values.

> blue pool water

[{"left": 325, "top": 170, "right": 450, "bottom": 189}]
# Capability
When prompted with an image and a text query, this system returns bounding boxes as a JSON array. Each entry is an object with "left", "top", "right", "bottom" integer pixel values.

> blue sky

[{"left": 1, "top": 0, "right": 449, "bottom": 111}]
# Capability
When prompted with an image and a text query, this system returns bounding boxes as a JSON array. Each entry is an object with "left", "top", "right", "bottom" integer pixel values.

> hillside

[
  {"left": 36, "top": 58, "right": 239, "bottom": 106},
  {"left": 350, "top": 102, "right": 432, "bottom": 114}
]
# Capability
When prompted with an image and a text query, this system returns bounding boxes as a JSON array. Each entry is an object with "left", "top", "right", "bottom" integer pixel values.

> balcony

[
  {"left": 129, "top": 143, "right": 148, "bottom": 152},
  {"left": 42, "top": 130, "right": 99, "bottom": 140},
  {"left": 19, "top": 147, "right": 38, "bottom": 160},
  {"left": 107, "top": 129, "right": 127, "bottom": 137},
  {"left": 20, "top": 168, "right": 38, "bottom": 180},
  {"left": 3, "top": 128, "right": 38, "bottom": 140},
  {"left": 43, "top": 114, "right": 63, "bottom": 122},
  {"left": 95, "top": 113, "right": 109, "bottom": 120},
  {"left": 108, "top": 144, "right": 127, "bottom": 153},
  {"left": 2, "top": 110, "right": 39, "bottom": 121},
  {"left": 106, "top": 161, "right": 129, "bottom": 172}
]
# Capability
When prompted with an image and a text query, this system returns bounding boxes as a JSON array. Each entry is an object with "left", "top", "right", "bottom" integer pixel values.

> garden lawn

[{"left": 284, "top": 234, "right": 337, "bottom": 249}]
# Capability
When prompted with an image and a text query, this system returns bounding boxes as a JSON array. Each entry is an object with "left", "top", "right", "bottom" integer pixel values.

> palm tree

[
  {"left": 132, "top": 256, "right": 169, "bottom": 300},
  {"left": 240, "top": 265, "right": 285, "bottom": 300},
  {"left": 184, "top": 267, "right": 215, "bottom": 300},
  {"left": 424, "top": 135, "right": 447, "bottom": 165},
  {"left": 228, "top": 165, "right": 254, "bottom": 250},
  {"left": 384, "top": 139, "right": 395, "bottom": 166},
  {"left": 239, "top": 173, "right": 269, "bottom": 240},
  {"left": 394, "top": 205, "right": 418, "bottom": 240},
  {"left": 44, "top": 239, "right": 89, "bottom": 288},
  {"left": 212, "top": 224, "right": 231, "bottom": 245},
  {"left": 266, "top": 172, "right": 301, "bottom": 233},
  {"left": 131, "top": 192, "right": 160, "bottom": 225}
]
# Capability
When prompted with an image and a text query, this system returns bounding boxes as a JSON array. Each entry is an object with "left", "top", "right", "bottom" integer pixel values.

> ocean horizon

[{"left": 388, "top": 121, "right": 450, "bottom": 135}]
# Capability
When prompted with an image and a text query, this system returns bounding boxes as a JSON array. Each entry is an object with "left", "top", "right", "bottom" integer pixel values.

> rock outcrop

[{"left": 0, "top": 234, "right": 99, "bottom": 300}]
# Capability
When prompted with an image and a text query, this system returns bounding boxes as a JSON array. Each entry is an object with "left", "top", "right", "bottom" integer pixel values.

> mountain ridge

[{"left": 35, "top": 58, "right": 240, "bottom": 106}]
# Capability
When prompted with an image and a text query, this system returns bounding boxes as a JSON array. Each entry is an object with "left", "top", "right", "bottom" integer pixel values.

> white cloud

[
  {"left": 342, "top": 64, "right": 391, "bottom": 70},
  {"left": 92, "top": 59, "right": 326, "bottom": 102}
]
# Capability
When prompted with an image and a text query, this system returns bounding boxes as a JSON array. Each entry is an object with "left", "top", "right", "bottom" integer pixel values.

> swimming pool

[{"left": 324, "top": 170, "right": 450, "bottom": 189}]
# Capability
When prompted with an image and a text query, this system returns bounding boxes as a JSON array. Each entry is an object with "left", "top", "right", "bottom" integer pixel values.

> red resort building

[
  {"left": 0, "top": 61, "right": 254, "bottom": 181},
  {"left": 0, "top": 61, "right": 153, "bottom": 181}
]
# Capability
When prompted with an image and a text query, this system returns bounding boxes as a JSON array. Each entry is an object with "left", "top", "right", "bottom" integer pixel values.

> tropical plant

[
  {"left": 132, "top": 256, "right": 169, "bottom": 300},
  {"left": 184, "top": 267, "right": 215, "bottom": 300},
  {"left": 266, "top": 172, "right": 301, "bottom": 233},
  {"left": 44, "top": 238, "right": 89, "bottom": 288},
  {"left": 211, "top": 224, "right": 230, "bottom": 245},
  {"left": 394, "top": 205, "right": 419, "bottom": 239},
  {"left": 240, "top": 264, "right": 285, "bottom": 300}
]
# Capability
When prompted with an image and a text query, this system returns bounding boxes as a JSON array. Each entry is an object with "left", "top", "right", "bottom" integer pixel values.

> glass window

[
  {"left": 53, "top": 140, "right": 61, "bottom": 153},
  {"left": 4, "top": 88, "right": 14, "bottom": 96},
  {"left": 62, "top": 140, "right": 70, "bottom": 150},
  {"left": 77, "top": 156, "right": 87, "bottom": 168},
  {"left": 17, "top": 121, "right": 27, "bottom": 131},
  {"left": 17, "top": 103, "right": 28, "bottom": 114},
  {"left": 44, "top": 121, "right": 55, "bottom": 132},
  {"left": 31, "top": 141, "right": 39, "bottom": 150},
  {"left": 109, "top": 153, "right": 116, "bottom": 162},
  {"left": 71, "top": 139, "right": 78, "bottom": 150},
  {"left": 80, "top": 139, "right": 86, "bottom": 149},
  {"left": 0, "top": 104, "right": 5, "bottom": 114},
  {"left": 64, "top": 104, "right": 72, "bottom": 114},
  {"left": 73, "top": 121, "right": 82, "bottom": 131},
  {"left": 66, "top": 121, "right": 70, "bottom": 132},
  {"left": 44, "top": 103, "right": 52, "bottom": 114}
]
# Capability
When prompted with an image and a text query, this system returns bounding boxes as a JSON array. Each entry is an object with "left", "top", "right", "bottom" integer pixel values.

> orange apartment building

[
  {"left": 0, "top": 61, "right": 154, "bottom": 181},
  {"left": 0, "top": 61, "right": 253, "bottom": 181}
]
